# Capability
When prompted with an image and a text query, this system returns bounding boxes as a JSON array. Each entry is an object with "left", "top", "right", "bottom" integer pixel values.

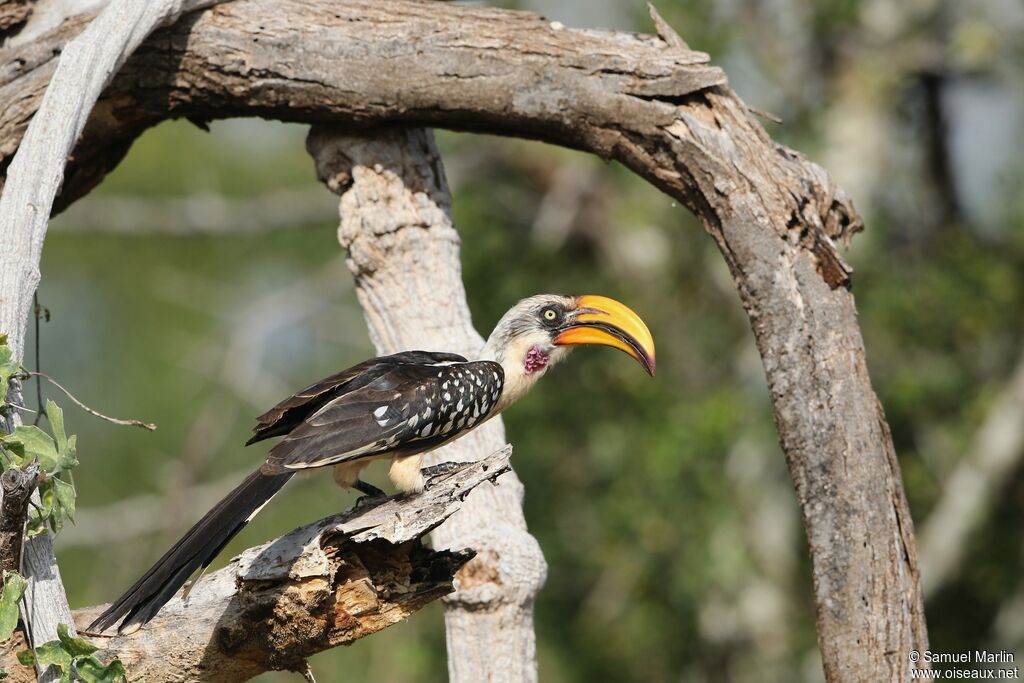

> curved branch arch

[{"left": 0, "top": 1, "right": 927, "bottom": 680}]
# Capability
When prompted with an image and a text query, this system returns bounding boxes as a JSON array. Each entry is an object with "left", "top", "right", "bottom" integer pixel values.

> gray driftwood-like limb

[
  {"left": 0, "top": 447, "right": 513, "bottom": 683},
  {"left": 0, "top": 459, "right": 39, "bottom": 572},
  {"left": 0, "top": 0, "right": 230, "bottom": 670},
  {"left": 308, "top": 126, "right": 546, "bottom": 683},
  {"left": 0, "top": 1, "right": 929, "bottom": 679}
]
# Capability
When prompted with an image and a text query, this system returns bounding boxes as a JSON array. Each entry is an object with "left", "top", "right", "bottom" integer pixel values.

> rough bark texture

[
  {"left": 0, "top": 448, "right": 512, "bottom": 683},
  {"left": 307, "top": 126, "right": 547, "bottom": 683},
  {"left": 0, "top": 459, "right": 38, "bottom": 572},
  {"left": 0, "top": 0, "right": 33, "bottom": 37},
  {"left": 0, "top": 1, "right": 929, "bottom": 679}
]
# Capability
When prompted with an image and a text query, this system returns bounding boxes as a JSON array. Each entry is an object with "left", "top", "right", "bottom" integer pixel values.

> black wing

[
  {"left": 262, "top": 359, "right": 505, "bottom": 472},
  {"left": 246, "top": 350, "right": 468, "bottom": 445}
]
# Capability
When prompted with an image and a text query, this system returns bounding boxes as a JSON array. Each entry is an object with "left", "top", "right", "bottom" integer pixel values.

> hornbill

[{"left": 89, "top": 294, "right": 655, "bottom": 633}]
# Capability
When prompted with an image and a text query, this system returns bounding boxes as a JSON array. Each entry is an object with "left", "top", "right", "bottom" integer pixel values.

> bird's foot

[
  {"left": 353, "top": 479, "right": 387, "bottom": 507},
  {"left": 420, "top": 461, "right": 468, "bottom": 488}
]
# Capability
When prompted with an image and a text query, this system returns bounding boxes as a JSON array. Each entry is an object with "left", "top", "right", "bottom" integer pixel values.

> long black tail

[{"left": 89, "top": 469, "right": 293, "bottom": 634}]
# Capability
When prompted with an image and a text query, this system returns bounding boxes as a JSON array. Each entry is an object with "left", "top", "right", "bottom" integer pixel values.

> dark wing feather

[
  {"left": 246, "top": 351, "right": 468, "bottom": 445},
  {"left": 262, "top": 360, "right": 504, "bottom": 472}
]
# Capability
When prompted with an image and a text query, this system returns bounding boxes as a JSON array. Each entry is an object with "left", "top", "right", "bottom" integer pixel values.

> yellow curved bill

[{"left": 555, "top": 295, "right": 656, "bottom": 376}]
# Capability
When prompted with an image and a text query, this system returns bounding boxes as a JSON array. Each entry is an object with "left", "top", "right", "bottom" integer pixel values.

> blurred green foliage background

[{"left": 18, "top": 0, "right": 1024, "bottom": 680}]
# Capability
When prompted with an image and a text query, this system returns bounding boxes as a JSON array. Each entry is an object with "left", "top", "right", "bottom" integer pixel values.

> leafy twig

[{"left": 17, "top": 372, "right": 156, "bottom": 431}]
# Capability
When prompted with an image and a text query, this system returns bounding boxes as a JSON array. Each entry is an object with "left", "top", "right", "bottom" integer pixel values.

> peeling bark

[
  {"left": 0, "top": 0, "right": 929, "bottom": 679},
  {"left": 0, "top": 0, "right": 33, "bottom": 37},
  {"left": 0, "top": 459, "right": 39, "bottom": 572}
]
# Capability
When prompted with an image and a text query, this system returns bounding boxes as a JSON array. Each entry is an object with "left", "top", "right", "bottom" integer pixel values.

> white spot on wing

[{"left": 374, "top": 406, "right": 388, "bottom": 418}]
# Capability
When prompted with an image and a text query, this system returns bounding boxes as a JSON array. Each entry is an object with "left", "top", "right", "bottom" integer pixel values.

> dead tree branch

[
  {"left": 0, "top": 447, "right": 513, "bottom": 683},
  {"left": 0, "top": 1, "right": 928, "bottom": 679}
]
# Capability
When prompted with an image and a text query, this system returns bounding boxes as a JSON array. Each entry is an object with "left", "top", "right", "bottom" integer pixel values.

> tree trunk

[{"left": 307, "top": 126, "right": 547, "bottom": 683}]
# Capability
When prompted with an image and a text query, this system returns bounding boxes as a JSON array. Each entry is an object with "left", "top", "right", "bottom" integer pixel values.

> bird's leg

[
  {"left": 420, "top": 461, "right": 467, "bottom": 483},
  {"left": 353, "top": 479, "right": 386, "bottom": 497}
]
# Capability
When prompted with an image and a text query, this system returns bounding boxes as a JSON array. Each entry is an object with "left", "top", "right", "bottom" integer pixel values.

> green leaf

[
  {"left": 0, "top": 572, "right": 28, "bottom": 642},
  {"left": 16, "top": 649, "right": 35, "bottom": 667},
  {"left": 0, "top": 339, "right": 20, "bottom": 407},
  {"left": 0, "top": 342, "right": 15, "bottom": 405},
  {"left": 33, "top": 639, "right": 72, "bottom": 670},
  {"left": 56, "top": 623, "right": 97, "bottom": 657},
  {"left": 0, "top": 426, "right": 59, "bottom": 472},
  {"left": 43, "top": 402, "right": 78, "bottom": 474},
  {"left": 53, "top": 476, "right": 75, "bottom": 526},
  {"left": 73, "top": 656, "right": 127, "bottom": 683},
  {"left": 62, "top": 435, "right": 78, "bottom": 471},
  {"left": 47, "top": 400, "right": 67, "bottom": 457},
  {"left": 0, "top": 366, "right": 15, "bottom": 408}
]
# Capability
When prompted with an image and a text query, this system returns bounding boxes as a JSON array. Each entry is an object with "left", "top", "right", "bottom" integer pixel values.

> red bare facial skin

[{"left": 523, "top": 345, "right": 550, "bottom": 374}]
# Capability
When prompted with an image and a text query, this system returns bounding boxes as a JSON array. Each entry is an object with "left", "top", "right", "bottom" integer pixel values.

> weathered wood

[
  {"left": 0, "top": 447, "right": 513, "bottom": 683},
  {"left": 308, "top": 126, "right": 547, "bottom": 683},
  {"left": 0, "top": 459, "right": 39, "bottom": 572},
  {"left": 0, "top": 0, "right": 33, "bottom": 37},
  {"left": 0, "top": 1, "right": 929, "bottom": 679}
]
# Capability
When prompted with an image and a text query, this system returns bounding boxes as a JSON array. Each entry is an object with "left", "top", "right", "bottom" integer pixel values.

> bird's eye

[{"left": 542, "top": 308, "right": 558, "bottom": 322}]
